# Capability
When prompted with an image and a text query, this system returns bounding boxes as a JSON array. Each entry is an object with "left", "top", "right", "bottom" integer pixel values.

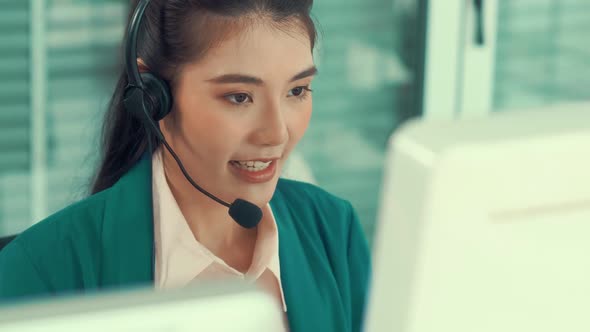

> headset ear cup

[{"left": 140, "top": 72, "right": 172, "bottom": 121}]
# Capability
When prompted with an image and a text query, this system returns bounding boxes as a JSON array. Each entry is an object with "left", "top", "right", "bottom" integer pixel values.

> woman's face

[{"left": 161, "top": 21, "right": 315, "bottom": 207}]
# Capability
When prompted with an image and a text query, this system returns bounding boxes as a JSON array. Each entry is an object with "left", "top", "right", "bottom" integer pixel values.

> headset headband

[{"left": 125, "top": 0, "right": 152, "bottom": 89}]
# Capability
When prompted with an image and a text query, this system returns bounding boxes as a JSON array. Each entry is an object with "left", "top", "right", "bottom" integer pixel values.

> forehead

[{"left": 184, "top": 21, "right": 314, "bottom": 80}]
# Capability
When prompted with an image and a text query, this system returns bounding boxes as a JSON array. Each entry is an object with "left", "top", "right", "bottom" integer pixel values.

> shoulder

[
  {"left": 9, "top": 189, "right": 110, "bottom": 250},
  {"left": 274, "top": 178, "right": 355, "bottom": 221},
  {"left": 0, "top": 188, "right": 112, "bottom": 298},
  {"left": 273, "top": 178, "right": 358, "bottom": 245}
]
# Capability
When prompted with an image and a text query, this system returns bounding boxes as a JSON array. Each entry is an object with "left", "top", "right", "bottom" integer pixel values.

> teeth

[{"left": 232, "top": 160, "right": 272, "bottom": 172}]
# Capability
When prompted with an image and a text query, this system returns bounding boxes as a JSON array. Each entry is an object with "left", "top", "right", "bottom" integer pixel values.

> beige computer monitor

[
  {"left": 366, "top": 103, "right": 590, "bottom": 332},
  {"left": 0, "top": 282, "right": 284, "bottom": 332}
]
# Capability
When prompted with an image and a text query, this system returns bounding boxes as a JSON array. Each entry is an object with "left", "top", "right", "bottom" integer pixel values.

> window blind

[
  {"left": 0, "top": 0, "right": 31, "bottom": 235},
  {"left": 45, "top": 0, "right": 125, "bottom": 214},
  {"left": 305, "top": 1, "right": 420, "bottom": 238},
  {"left": 494, "top": 0, "right": 590, "bottom": 109},
  {"left": 0, "top": 0, "right": 125, "bottom": 235}
]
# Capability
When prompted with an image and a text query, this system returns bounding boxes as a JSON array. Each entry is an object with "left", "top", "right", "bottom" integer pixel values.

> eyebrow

[{"left": 206, "top": 65, "right": 318, "bottom": 86}]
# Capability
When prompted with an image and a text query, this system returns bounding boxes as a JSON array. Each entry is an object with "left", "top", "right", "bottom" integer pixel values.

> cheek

[
  {"left": 176, "top": 98, "right": 242, "bottom": 156},
  {"left": 288, "top": 106, "right": 312, "bottom": 141},
  {"left": 186, "top": 110, "right": 224, "bottom": 135}
]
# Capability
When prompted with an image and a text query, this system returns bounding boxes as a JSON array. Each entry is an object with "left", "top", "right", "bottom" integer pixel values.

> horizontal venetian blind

[
  {"left": 0, "top": 0, "right": 31, "bottom": 235},
  {"left": 494, "top": 0, "right": 590, "bottom": 109},
  {"left": 45, "top": 0, "right": 125, "bottom": 215},
  {"left": 305, "top": 1, "right": 417, "bottom": 238}
]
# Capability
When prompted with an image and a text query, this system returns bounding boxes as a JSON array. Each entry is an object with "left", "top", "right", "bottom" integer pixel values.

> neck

[{"left": 160, "top": 148, "right": 257, "bottom": 254}]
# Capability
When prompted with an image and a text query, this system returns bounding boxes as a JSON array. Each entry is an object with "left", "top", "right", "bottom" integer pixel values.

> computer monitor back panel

[
  {"left": 0, "top": 284, "right": 284, "bottom": 332},
  {"left": 367, "top": 104, "right": 590, "bottom": 332}
]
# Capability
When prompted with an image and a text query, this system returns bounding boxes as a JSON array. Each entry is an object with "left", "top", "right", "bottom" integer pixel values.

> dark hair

[{"left": 90, "top": 0, "right": 317, "bottom": 194}]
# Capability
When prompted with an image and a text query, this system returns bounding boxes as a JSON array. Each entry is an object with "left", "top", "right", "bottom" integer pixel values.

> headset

[{"left": 122, "top": 0, "right": 263, "bottom": 229}]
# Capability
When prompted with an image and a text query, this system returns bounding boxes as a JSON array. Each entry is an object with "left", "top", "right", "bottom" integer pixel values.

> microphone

[
  {"left": 228, "top": 199, "right": 264, "bottom": 229},
  {"left": 142, "top": 105, "right": 263, "bottom": 229}
]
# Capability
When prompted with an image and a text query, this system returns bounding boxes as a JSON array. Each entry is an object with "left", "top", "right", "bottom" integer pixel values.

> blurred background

[{"left": 0, "top": 0, "right": 589, "bottom": 243}]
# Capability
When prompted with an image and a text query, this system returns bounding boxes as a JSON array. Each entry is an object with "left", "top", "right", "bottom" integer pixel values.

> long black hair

[{"left": 90, "top": 0, "right": 318, "bottom": 194}]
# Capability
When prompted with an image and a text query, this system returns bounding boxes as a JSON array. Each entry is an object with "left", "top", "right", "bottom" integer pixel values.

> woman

[{"left": 0, "top": 0, "right": 371, "bottom": 331}]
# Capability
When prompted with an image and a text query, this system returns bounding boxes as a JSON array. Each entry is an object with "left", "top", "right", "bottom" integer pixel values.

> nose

[{"left": 250, "top": 102, "right": 288, "bottom": 147}]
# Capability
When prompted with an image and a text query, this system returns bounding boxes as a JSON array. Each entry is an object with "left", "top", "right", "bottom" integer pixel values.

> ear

[{"left": 137, "top": 58, "right": 149, "bottom": 73}]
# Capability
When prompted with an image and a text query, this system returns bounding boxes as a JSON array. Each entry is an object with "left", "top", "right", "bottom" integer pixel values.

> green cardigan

[{"left": 0, "top": 154, "right": 371, "bottom": 331}]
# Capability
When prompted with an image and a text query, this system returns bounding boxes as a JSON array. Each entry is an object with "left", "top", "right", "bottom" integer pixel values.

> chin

[{"left": 235, "top": 177, "right": 280, "bottom": 208}]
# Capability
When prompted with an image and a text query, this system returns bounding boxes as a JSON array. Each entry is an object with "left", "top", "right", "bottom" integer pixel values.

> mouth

[
  {"left": 230, "top": 159, "right": 274, "bottom": 172},
  {"left": 228, "top": 158, "right": 280, "bottom": 183}
]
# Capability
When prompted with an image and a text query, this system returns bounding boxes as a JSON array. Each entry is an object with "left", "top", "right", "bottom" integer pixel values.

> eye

[
  {"left": 288, "top": 86, "right": 313, "bottom": 99},
  {"left": 225, "top": 93, "right": 252, "bottom": 105}
]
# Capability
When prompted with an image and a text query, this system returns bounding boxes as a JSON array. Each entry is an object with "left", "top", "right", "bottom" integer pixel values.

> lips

[
  {"left": 228, "top": 158, "right": 279, "bottom": 183},
  {"left": 230, "top": 160, "right": 273, "bottom": 171}
]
